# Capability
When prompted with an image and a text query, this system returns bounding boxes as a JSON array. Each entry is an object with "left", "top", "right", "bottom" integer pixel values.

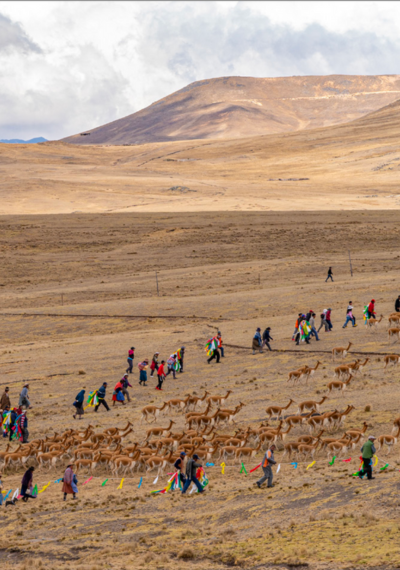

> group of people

[
  {"left": 252, "top": 327, "right": 273, "bottom": 354},
  {"left": 1, "top": 385, "right": 31, "bottom": 443}
]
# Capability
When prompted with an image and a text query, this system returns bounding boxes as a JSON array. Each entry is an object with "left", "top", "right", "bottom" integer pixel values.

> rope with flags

[{"left": 205, "top": 337, "right": 218, "bottom": 357}]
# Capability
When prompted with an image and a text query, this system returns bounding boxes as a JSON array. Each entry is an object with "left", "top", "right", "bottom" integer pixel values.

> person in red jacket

[
  {"left": 367, "top": 299, "right": 376, "bottom": 320},
  {"left": 156, "top": 360, "right": 166, "bottom": 390}
]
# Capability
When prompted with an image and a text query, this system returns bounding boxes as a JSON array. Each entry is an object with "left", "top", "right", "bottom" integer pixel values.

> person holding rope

[
  {"left": 256, "top": 444, "right": 276, "bottom": 488},
  {"left": 94, "top": 382, "right": 110, "bottom": 412}
]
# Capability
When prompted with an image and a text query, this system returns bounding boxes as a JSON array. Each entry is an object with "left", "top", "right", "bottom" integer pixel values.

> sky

[{"left": 1, "top": 0, "right": 400, "bottom": 140}]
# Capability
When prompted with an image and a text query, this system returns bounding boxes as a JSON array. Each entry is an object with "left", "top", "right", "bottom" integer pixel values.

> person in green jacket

[{"left": 358, "top": 435, "right": 376, "bottom": 480}]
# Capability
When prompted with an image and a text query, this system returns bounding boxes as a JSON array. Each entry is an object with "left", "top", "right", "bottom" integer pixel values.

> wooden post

[
  {"left": 155, "top": 272, "right": 159, "bottom": 296},
  {"left": 348, "top": 250, "right": 353, "bottom": 277}
]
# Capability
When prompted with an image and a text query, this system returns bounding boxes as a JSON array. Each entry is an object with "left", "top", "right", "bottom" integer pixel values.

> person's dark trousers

[
  {"left": 262, "top": 340, "right": 272, "bottom": 351},
  {"left": 257, "top": 466, "right": 273, "bottom": 487},
  {"left": 166, "top": 367, "right": 176, "bottom": 379},
  {"left": 157, "top": 375, "right": 164, "bottom": 389},
  {"left": 325, "top": 275, "right": 333, "bottom": 282},
  {"left": 179, "top": 472, "right": 186, "bottom": 486},
  {"left": 150, "top": 364, "right": 159, "bottom": 377},
  {"left": 295, "top": 333, "right": 300, "bottom": 345},
  {"left": 208, "top": 349, "right": 220, "bottom": 363},
  {"left": 367, "top": 311, "right": 375, "bottom": 320},
  {"left": 126, "top": 358, "right": 133, "bottom": 373},
  {"left": 179, "top": 358, "right": 183, "bottom": 373},
  {"left": 352, "top": 316, "right": 356, "bottom": 326},
  {"left": 220, "top": 346, "right": 224, "bottom": 357},
  {"left": 121, "top": 388, "right": 131, "bottom": 402},
  {"left": 311, "top": 327, "right": 319, "bottom": 340},
  {"left": 22, "top": 427, "right": 29, "bottom": 443},
  {"left": 95, "top": 399, "right": 110, "bottom": 412},
  {"left": 326, "top": 319, "right": 333, "bottom": 330},
  {"left": 182, "top": 476, "right": 203, "bottom": 494},
  {"left": 359, "top": 458, "right": 372, "bottom": 479}
]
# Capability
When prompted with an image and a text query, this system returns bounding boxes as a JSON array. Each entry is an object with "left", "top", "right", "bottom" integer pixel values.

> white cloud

[{"left": 0, "top": 1, "right": 400, "bottom": 139}]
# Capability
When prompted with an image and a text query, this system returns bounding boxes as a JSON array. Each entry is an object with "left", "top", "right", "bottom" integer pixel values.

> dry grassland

[{"left": 1, "top": 211, "right": 400, "bottom": 569}]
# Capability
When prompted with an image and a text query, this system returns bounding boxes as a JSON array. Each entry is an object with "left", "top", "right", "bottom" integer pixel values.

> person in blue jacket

[{"left": 73, "top": 389, "right": 85, "bottom": 420}]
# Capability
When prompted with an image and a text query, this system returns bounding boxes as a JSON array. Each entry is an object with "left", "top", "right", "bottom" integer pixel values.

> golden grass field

[{"left": 1, "top": 211, "right": 400, "bottom": 570}]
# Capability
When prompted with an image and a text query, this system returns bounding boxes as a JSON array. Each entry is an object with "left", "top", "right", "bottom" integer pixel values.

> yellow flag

[
  {"left": 118, "top": 478, "right": 124, "bottom": 489},
  {"left": 220, "top": 462, "right": 226, "bottom": 475},
  {"left": 38, "top": 481, "right": 51, "bottom": 494},
  {"left": 306, "top": 461, "right": 316, "bottom": 470},
  {"left": 373, "top": 455, "right": 378, "bottom": 467}
]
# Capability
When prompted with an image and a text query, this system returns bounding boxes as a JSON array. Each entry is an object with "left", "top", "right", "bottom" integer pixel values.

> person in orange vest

[
  {"left": 217, "top": 331, "right": 224, "bottom": 358},
  {"left": 256, "top": 444, "right": 276, "bottom": 488}
]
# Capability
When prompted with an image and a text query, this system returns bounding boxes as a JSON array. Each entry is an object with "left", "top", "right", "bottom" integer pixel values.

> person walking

[
  {"left": 358, "top": 436, "right": 376, "bottom": 480},
  {"left": 21, "top": 466, "right": 36, "bottom": 502},
  {"left": 217, "top": 332, "right": 224, "bottom": 358},
  {"left": 395, "top": 295, "right": 400, "bottom": 313},
  {"left": 318, "top": 311, "right": 329, "bottom": 333},
  {"left": 252, "top": 328, "right": 263, "bottom": 354},
  {"left": 177, "top": 347, "right": 185, "bottom": 373},
  {"left": 0, "top": 387, "right": 10, "bottom": 411},
  {"left": 63, "top": 464, "right": 77, "bottom": 500},
  {"left": 262, "top": 327, "right": 273, "bottom": 351},
  {"left": 156, "top": 360, "right": 166, "bottom": 390},
  {"left": 325, "top": 267, "right": 333, "bottom": 282},
  {"left": 138, "top": 359, "right": 149, "bottom": 386},
  {"left": 182, "top": 454, "right": 204, "bottom": 494},
  {"left": 19, "top": 384, "right": 31, "bottom": 409},
  {"left": 94, "top": 382, "right": 110, "bottom": 412},
  {"left": 71, "top": 472, "right": 79, "bottom": 497},
  {"left": 174, "top": 451, "right": 187, "bottom": 486},
  {"left": 0, "top": 472, "right": 3, "bottom": 506},
  {"left": 207, "top": 338, "right": 221, "bottom": 364},
  {"left": 73, "top": 389, "right": 85, "bottom": 420},
  {"left": 150, "top": 353, "right": 160, "bottom": 377},
  {"left": 165, "top": 354, "right": 177, "bottom": 379},
  {"left": 343, "top": 302, "right": 357, "bottom": 328},
  {"left": 126, "top": 347, "right": 135, "bottom": 374},
  {"left": 325, "top": 308, "right": 333, "bottom": 330},
  {"left": 309, "top": 313, "right": 319, "bottom": 341},
  {"left": 256, "top": 444, "right": 276, "bottom": 488},
  {"left": 120, "top": 374, "right": 132, "bottom": 402},
  {"left": 112, "top": 380, "right": 125, "bottom": 406},
  {"left": 20, "top": 411, "right": 29, "bottom": 443},
  {"left": 367, "top": 299, "right": 376, "bottom": 320}
]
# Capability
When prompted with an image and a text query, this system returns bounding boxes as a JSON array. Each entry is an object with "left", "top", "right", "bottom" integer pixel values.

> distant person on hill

[
  {"left": 19, "top": 384, "right": 31, "bottom": 409},
  {"left": 395, "top": 296, "right": 400, "bottom": 313},
  {"left": 150, "top": 352, "right": 160, "bottom": 377},
  {"left": 0, "top": 387, "right": 11, "bottom": 411},
  {"left": 325, "top": 267, "right": 333, "bottom": 282},
  {"left": 177, "top": 347, "right": 185, "bottom": 373},
  {"left": 256, "top": 444, "right": 276, "bottom": 489},
  {"left": 20, "top": 411, "right": 29, "bottom": 443},
  {"left": 262, "top": 327, "right": 273, "bottom": 351},
  {"left": 318, "top": 311, "right": 329, "bottom": 333},
  {"left": 73, "top": 389, "right": 85, "bottom": 420},
  {"left": 252, "top": 328, "right": 263, "bottom": 354},
  {"left": 112, "top": 380, "right": 125, "bottom": 406},
  {"left": 156, "top": 360, "right": 166, "bottom": 390},
  {"left": 94, "top": 382, "right": 110, "bottom": 412},
  {"left": 325, "top": 308, "right": 333, "bottom": 330},
  {"left": 207, "top": 338, "right": 221, "bottom": 364},
  {"left": 358, "top": 436, "right": 376, "bottom": 480},
  {"left": 165, "top": 354, "right": 177, "bottom": 379},
  {"left": 126, "top": 347, "right": 135, "bottom": 374}
]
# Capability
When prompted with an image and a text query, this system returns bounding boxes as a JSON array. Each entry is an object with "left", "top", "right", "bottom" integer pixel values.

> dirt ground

[{"left": 1, "top": 211, "right": 400, "bottom": 570}]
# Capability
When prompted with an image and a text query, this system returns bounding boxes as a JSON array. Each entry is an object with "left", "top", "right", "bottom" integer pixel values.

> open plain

[{"left": 1, "top": 211, "right": 400, "bottom": 570}]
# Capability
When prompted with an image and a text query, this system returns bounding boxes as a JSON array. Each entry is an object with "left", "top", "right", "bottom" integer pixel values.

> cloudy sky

[{"left": 1, "top": 0, "right": 400, "bottom": 140}]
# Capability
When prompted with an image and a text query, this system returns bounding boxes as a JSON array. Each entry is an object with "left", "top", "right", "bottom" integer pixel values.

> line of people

[{"left": 252, "top": 327, "right": 273, "bottom": 354}]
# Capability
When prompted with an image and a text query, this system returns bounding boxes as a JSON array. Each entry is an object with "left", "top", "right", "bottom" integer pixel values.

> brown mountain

[{"left": 62, "top": 74, "right": 400, "bottom": 145}]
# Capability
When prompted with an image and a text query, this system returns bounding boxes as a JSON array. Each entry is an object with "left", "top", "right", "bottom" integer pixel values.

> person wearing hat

[
  {"left": 182, "top": 454, "right": 204, "bottom": 494},
  {"left": 174, "top": 451, "right": 187, "bottom": 486},
  {"left": 358, "top": 436, "right": 376, "bottom": 480},
  {"left": 0, "top": 387, "right": 10, "bottom": 411},
  {"left": 325, "top": 266, "right": 333, "bottom": 282},
  {"left": 252, "top": 328, "right": 263, "bottom": 354},
  {"left": 256, "top": 444, "right": 276, "bottom": 488},
  {"left": 367, "top": 299, "right": 376, "bottom": 320},
  {"left": 19, "top": 384, "right": 31, "bottom": 409},
  {"left": 126, "top": 347, "right": 135, "bottom": 374},
  {"left": 138, "top": 359, "right": 149, "bottom": 386},
  {"left": 150, "top": 353, "right": 160, "bottom": 377},
  {"left": 120, "top": 374, "right": 132, "bottom": 402},
  {"left": 177, "top": 347, "right": 185, "bottom": 373},
  {"left": 94, "top": 382, "right": 110, "bottom": 412},
  {"left": 262, "top": 327, "right": 273, "bottom": 351}
]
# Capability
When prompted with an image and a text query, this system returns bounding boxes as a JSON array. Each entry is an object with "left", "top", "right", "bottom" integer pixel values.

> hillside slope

[{"left": 62, "top": 74, "right": 400, "bottom": 145}]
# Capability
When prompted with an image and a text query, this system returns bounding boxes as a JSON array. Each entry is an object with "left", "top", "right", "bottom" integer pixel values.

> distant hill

[
  {"left": 0, "top": 137, "right": 47, "bottom": 144},
  {"left": 62, "top": 75, "right": 400, "bottom": 145}
]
